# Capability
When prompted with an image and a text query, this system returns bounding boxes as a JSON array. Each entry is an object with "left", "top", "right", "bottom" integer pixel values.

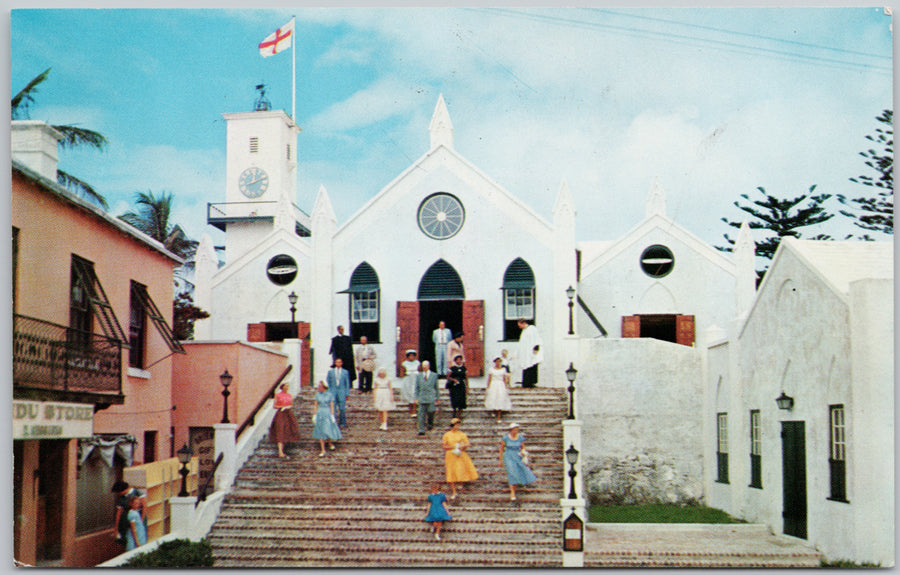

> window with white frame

[
  {"left": 504, "top": 289, "right": 534, "bottom": 320},
  {"left": 828, "top": 404, "right": 848, "bottom": 502},
  {"left": 501, "top": 258, "right": 536, "bottom": 340},
  {"left": 351, "top": 291, "right": 379, "bottom": 323},
  {"left": 716, "top": 412, "right": 729, "bottom": 484},
  {"left": 749, "top": 409, "right": 762, "bottom": 488}
]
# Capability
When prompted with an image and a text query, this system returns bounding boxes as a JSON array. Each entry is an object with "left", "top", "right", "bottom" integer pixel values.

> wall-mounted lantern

[{"left": 776, "top": 391, "right": 794, "bottom": 411}]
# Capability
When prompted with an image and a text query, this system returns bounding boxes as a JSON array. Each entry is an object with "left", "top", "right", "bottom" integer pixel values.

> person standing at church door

[
  {"left": 517, "top": 319, "right": 543, "bottom": 388},
  {"left": 432, "top": 321, "right": 453, "bottom": 377},
  {"left": 446, "top": 332, "right": 465, "bottom": 367},
  {"left": 326, "top": 358, "right": 351, "bottom": 427},
  {"left": 329, "top": 326, "right": 357, "bottom": 385},
  {"left": 355, "top": 335, "right": 377, "bottom": 393}
]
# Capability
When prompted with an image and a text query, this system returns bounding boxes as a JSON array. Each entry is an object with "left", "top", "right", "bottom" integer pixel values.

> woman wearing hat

[
  {"left": 499, "top": 422, "right": 537, "bottom": 501},
  {"left": 399, "top": 349, "right": 420, "bottom": 418},
  {"left": 442, "top": 417, "right": 478, "bottom": 499}
]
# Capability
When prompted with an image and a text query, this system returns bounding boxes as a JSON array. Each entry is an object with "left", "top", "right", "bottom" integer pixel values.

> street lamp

[
  {"left": 288, "top": 291, "right": 298, "bottom": 323},
  {"left": 566, "top": 285, "right": 576, "bottom": 335},
  {"left": 566, "top": 444, "right": 580, "bottom": 499},
  {"left": 176, "top": 443, "right": 193, "bottom": 497},
  {"left": 776, "top": 391, "right": 794, "bottom": 411},
  {"left": 565, "top": 362, "right": 578, "bottom": 420},
  {"left": 220, "top": 369, "right": 234, "bottom": 424}
]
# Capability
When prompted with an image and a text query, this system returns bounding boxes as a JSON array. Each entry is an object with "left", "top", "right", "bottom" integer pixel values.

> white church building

[{"left": 192, "top": 96, "right": 893, "bottom": 565}]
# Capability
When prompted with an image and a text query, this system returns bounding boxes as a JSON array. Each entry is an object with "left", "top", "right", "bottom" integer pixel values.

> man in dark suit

[{"left": 328, "top": 325, "right": 356, "bottom": 384}]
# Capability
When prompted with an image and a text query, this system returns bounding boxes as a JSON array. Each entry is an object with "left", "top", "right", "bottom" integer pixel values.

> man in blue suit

[{"left": 326, "top": 357, "right": 351, "bottom": 427}]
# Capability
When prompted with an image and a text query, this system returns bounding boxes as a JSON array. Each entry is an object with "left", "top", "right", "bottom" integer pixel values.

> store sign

[{"left": 13, "top": 400, "right": 94, "bottom": 439}]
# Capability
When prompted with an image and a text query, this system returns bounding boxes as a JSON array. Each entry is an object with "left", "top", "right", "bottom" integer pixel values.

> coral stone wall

[{"left": 577, "top": 337, "right": 704, "bottom": 505}]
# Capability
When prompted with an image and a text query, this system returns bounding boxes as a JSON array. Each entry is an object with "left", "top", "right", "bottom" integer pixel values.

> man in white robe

[{"left": 517, "top": 319, "right": 543, "bottom": 388}]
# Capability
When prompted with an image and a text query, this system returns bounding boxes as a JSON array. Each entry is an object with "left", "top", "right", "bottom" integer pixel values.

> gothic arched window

[
  {"left": 501, "top": 258, "right": 535, "bottom": 340},
  {"left": 341, "top": 262, "right": 380, "bottom": 342}
]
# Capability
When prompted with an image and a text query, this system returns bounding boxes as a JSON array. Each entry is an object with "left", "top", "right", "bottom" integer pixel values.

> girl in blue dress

[
  {"left": 311, "top": 381, "right": 342, "bottom": 456},
  {"left": 499, "top": 422, "right": 537, "bottom": 501},
  {"left": 423, "top": 483, "right": 452, "bottom": 541}
]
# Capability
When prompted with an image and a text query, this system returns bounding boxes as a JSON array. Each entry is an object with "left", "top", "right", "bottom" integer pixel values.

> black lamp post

[
  {"left": 776, "top": 391, "right": 794, "bottom": 411},
  {"left": 566, "top": 444, "right": 580, "bottom": 499},
  {"left": 220, "top": 369, "right": 234, "bottom": 424},
  {"left": 566, "top": 285, "right": 576, "bottom": 335},
  {"left": 288, "top": 291, "right": 298, "bottom": 323},
  {"left": 176, "top": 443, "right": 193, "bottom": 497},
  {"left": 565, "top": 362, "right": 578, "bottom": 420}
]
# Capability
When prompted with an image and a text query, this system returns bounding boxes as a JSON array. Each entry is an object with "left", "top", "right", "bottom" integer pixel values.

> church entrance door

[{"left": 395, "top": 300, "right": 485, "bottom": 377}]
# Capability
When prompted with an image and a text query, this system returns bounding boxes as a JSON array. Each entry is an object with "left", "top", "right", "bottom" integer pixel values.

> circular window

[
  {"left": 417, "top": 193, "right": 465, "bottom": 240},
  {"left": 640, "top": 245, "right": 675, "bottom": 278},
  {"left": 266, "top": 254, "right": 298, "bottom": 286}
]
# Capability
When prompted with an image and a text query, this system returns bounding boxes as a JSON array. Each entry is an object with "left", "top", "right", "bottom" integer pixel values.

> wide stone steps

[{"left": 208, "top": 385, "right": 569, "bottom": 567}]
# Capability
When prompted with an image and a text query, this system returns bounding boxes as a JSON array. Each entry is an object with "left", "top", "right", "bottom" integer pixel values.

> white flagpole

[{"left": 291, "top": 16, "right": 296, "bottom": 123}]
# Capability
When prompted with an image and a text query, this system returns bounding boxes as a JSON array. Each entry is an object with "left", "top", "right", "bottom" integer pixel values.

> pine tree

[
  {"left": 718, "top": 185, "right": 834, "bottom": 277},
  {"left": 838, "top": 109, "right": 893, "bottom": 238}
]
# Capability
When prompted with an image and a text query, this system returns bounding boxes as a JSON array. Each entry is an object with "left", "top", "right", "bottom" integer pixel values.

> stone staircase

[{"left": 209, "top": 385, "right": 568, "bottom": 567}]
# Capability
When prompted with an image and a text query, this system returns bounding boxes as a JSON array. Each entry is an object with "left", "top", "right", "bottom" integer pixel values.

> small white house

[{"left": 706, "top": 238, "right": 893, "bottom": 565}]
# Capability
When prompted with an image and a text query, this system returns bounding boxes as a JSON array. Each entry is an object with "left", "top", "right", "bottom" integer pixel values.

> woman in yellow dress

[{"left": 442, "top": 417, "right": 478, "bottom": 499}]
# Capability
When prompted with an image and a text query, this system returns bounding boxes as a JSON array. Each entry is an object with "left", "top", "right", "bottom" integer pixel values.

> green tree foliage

[
  {"left": 718, "top": 185, "right": 834, "bottom": 277},
  {"left": 173, "top": 291, "right": 210, "bottom": 341},
  {"left": 12, "top": 68, "right": 109, "bottom": 209},
  {"left": 838, "top": 109, "right": 893, "bottom": 238}
]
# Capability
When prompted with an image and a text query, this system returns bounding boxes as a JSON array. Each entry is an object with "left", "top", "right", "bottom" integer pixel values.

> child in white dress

[
  {"left": 372, "top": 368, "right": 396, "bottom": 430},
  {"left": 400, "top": 350, "right": 420, "bottom": 418},
  {"left": 484, "top": 357, "right": 513, "bottom": 422}
]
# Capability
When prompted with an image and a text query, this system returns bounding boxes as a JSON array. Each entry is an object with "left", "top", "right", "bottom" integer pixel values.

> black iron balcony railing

[{"left": 14, "top": 313, "right": 123, "bottom": 395}]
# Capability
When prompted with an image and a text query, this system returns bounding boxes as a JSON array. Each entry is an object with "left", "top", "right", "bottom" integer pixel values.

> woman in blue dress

[
  {"left": 423, "top": 483, "right": 452, "bottom": 541},
  {"left": 499, "top": 422, "right": 537, "bottom": 501},
  {"left": 311, "top": 380, "right": 342, "bottom": 456}
]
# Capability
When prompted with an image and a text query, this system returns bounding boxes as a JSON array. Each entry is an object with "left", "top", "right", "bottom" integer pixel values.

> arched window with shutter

[
  {"left": 340, "top": 262, "right": 380, "bottom": 342},
  {"left": 501, "top": 258, "right": 535, "bottom": 340}
]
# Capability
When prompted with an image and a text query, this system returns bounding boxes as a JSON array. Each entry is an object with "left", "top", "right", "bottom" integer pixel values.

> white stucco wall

[
  {"left": 577, "top": 337, "right": 704, "bottom": 505},
  {"left": 324, "top": 148, "right": 569, "bottom": 382},
  {"left": 709, "top": 246, "right": 894, "bottom": 566},
  {"left": 578, "top": 222, "right": 736, "bottom": 345}
]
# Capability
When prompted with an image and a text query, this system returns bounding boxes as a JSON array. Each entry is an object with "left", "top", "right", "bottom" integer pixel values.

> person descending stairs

[{"left": 208, "top": 384, "right": 569, "bottom": 567}]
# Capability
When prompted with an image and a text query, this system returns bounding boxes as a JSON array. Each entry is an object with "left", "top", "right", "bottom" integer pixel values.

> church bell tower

[{"left": 208, "top": 86, "right": 307, "bottom": 263}]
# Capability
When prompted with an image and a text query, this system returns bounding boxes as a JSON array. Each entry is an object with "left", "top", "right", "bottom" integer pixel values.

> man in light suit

[
  {"left": 326, "top": 358, "right": 351, "bottom": 427},
  {"left": 415, "top": 360, "right": 440, "bottom": 435},
  {"left": 432, "top": 321, "right": 453, "bottom": 377}
]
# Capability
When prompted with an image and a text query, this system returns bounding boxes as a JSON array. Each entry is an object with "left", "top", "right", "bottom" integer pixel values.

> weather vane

[{"left": 254, "top": 84, "right": 271, "bottom": 112}]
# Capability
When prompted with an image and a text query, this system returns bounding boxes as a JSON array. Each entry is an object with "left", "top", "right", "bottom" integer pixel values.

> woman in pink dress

[{"left": 269, "top": 383, "right": 301, "bottom": 458}]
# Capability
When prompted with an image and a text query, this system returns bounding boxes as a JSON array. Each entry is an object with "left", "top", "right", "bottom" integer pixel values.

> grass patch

[
  {"left": 820, "top": 559, "right": 881, "bottom": 568},
  {"left": 122, "top": 538, "right": 213, "bottom": 567},
  {"left": 589, "top": 504, "right": 742, "bottom": 524}
]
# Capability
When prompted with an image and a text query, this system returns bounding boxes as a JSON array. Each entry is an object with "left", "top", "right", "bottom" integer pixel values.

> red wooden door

[
  {"left": 622, "top": 315, "right": 640, "bottom": 338},
  {"left": 396, "top": 301, "right": 419, "bottom": 376},
  {"left": 462, "top": 300, "right": 484, "bottom": 376},
  {"left": 676, "top": 314, "right": 695, "bottom": 347}
]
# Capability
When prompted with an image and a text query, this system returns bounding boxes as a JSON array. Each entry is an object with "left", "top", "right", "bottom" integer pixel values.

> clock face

[
  {"left": 239, "top": 167, "right": 269, "bottom": 198},
  {"left": 417, "top": 193, "right": 465, "bottom": 240}
]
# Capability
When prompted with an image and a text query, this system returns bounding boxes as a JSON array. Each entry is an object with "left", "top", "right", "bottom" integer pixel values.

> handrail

[
  {"left": 235, "top": 364, "right": 293, "bottom": 440},
  {"left": 195, "top": 452, "right": 224, "bottom": 507}
]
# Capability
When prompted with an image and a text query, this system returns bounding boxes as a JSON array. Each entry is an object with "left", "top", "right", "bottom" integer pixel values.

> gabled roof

[
  {"left": 579, "top": 212, "right": 735, "bottom": 278},
  {"left": 211, "top": 226, "right": 311, "bottom": 288},
  {"left": 767, "top": 238, "right": 893, "bottom": 298},
  {"left": 12, "top": 160, "right": 183, "bottom": 264}
]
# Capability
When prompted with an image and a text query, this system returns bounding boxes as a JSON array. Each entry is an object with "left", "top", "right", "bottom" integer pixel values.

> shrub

[{"left": 122, "top": 538, "right": 213, "bottom": 567}]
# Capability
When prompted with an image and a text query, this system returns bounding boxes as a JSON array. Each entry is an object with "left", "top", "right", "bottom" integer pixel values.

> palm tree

[
  {"left": 12, "top": 68, "right": 109, "bottom": 209},
  {"left": 118, "top": 190, "right": 197, "bottom": 261}
]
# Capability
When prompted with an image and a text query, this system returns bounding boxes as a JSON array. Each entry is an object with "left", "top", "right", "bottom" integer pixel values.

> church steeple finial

[
  {"left": 429, "top": 94, "right": 454, "bottom": 151},
  {"left": 646, "top": 175, "right": 666, "bottom": 218}
]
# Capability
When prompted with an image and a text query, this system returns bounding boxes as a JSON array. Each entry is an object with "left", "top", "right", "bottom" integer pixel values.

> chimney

[{"left": 11, "top": 120, "right": 64, "bottom": 182}]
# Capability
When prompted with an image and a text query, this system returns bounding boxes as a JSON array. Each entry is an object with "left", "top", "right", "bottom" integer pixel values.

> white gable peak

[
  {"left": 312, "top": 185, "right": 336, "bottom": 225},
  {"left": 646, "top": 175, "right": 666, "bottom": 218},
  {"left": 553, "top": 179, "right": 576, "bottom": 218},
  {"left": 274, "top": 193, "right": 295, "bottom": 233},
  {"left": 429, "top": 94, "right": 454, "bottom": 151}
]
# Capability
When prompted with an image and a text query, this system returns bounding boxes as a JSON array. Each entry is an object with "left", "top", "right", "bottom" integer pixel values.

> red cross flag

[{"left": 259, "top": 20, "right": 294, "bottom": 57}]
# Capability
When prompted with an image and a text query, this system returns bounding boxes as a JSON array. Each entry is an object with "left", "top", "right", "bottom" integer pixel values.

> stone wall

[{"left": 577, "top": 337, "right": 704, "bottom": 505}]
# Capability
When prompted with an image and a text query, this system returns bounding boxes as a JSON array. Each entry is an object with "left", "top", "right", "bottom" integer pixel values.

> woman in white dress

[
  {"left": 372, "top": 368, "right": 396, "bottom": 430},
  {"left": 399, "top": 350, "right": 420, "bottom": 418},
  {"left": 484, "top": 357, "right": 513, "bottom": 423}
]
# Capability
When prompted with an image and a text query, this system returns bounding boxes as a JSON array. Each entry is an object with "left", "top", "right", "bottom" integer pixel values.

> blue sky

[{"left": 9, "top": 6, "right": 894, "bottom": 249}]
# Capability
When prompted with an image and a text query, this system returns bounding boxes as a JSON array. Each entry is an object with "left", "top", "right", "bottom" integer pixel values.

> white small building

[{"left": 706, "top": 238, "right": 893, "bottom": 565}]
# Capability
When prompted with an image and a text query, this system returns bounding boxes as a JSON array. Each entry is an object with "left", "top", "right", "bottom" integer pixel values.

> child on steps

[{"left": 423, "top": 483, "right": 452, "bottom": 541}]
